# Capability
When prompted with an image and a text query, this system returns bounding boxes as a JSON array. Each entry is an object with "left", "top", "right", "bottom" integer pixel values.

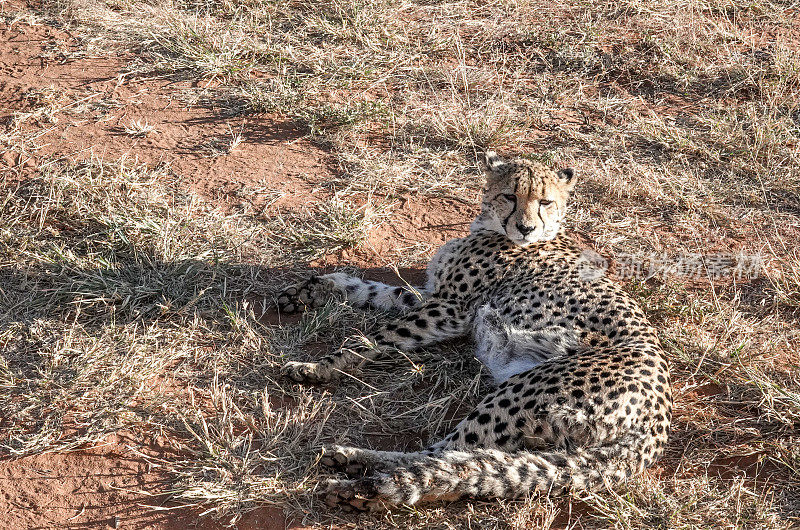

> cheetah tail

[{"left": 363, "top": 441, "right": 645, "bottom": 506}]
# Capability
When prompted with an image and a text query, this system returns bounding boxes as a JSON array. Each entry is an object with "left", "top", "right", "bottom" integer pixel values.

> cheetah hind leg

[
  {"left": 319, "top": 447, "right": 421, "bottom": 511},
  {"left": 319, "top": 445, "right": 425, "bottom": 477},
  {"left": 319, "top": 449, "right": 447, "bottom": 512},
  {"left": 321, "top": 476, "right": 386, "bottom": 512}
]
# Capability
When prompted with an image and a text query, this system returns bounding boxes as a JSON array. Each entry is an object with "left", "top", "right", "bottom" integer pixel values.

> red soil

[{"left": 0, "top": 432, "right": 288, "bottom": 529}]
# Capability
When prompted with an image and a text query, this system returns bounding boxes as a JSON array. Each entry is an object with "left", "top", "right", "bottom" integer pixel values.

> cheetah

[{"left": 276, "top": 152, "right": 672, "bottom": 511}]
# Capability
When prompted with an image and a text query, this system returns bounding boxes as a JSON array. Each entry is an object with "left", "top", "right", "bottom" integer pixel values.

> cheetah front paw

[
  {"left": 281, "top": 360, "right": 337, "bottom": 384},
  {"left": 321, "top": 477, "right": 385, "bottom": 512},
  {"left": 275, "top": 276, "right": 340, "bottom": 314}
]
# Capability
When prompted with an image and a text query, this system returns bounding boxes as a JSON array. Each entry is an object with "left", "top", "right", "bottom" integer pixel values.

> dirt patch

[
  {"left": 1, "top": 7, "right": 474, "bottom": 255},
  {"left": 0, "top": 12, "right": 334, "bottom": 212},
  {"left": 0, "top": 432, "right": 294, "bottom": 530},
  {"left": 323, "top": 195, "right": 476, "bottom": 270}
]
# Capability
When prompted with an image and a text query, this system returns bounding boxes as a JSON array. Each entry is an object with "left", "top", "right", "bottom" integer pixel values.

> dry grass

[{"left": 2, "top": 0, "right": 800, "bottom": 527}]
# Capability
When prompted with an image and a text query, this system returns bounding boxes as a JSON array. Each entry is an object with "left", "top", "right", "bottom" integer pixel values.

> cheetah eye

[
  {"left": 502, "top": 194, "right": 516, "bottom": 202},
  {"left": 539, "top": 199, "right": 553, "bottom": 206}
]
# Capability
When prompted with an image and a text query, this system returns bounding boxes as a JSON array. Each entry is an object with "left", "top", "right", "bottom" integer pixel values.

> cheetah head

[{"left": 470, "top": 151, "right": 576, "bottom": 247}]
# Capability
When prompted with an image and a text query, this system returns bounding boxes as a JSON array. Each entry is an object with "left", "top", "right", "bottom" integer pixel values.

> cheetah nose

[{"left": 516, "top": 223, "right": 535, "bottom": 236}]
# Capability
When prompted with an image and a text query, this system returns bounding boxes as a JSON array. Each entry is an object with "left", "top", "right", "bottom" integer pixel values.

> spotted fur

[{"left": 276, "top": 152, "right": 672, "bottom": 510}]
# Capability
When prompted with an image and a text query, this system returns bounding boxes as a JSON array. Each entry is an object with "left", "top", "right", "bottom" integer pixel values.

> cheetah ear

[
  {"left": 483, "top": 150, "right": 508, "bottom": 180},
  {"left": 557, "top": 168, "right": 576, "bottom": 190}
]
